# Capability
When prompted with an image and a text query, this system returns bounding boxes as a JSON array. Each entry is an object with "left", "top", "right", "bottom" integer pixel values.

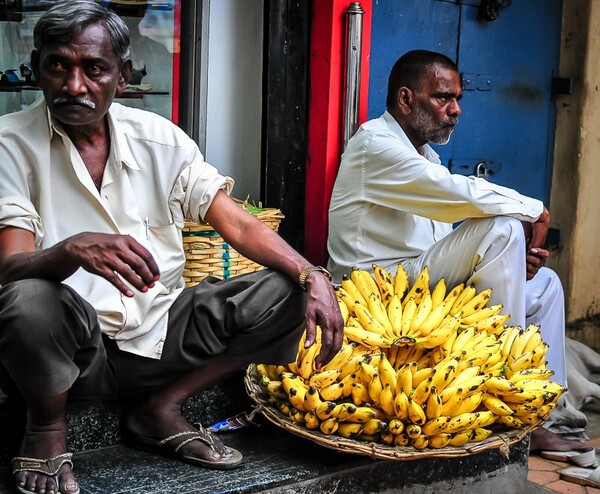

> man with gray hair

[{"left": 0, "top": 2, "right": 343, "bottom": 493}]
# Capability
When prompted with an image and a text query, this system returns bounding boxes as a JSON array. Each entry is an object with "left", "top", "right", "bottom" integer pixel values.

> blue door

[{"left": 367, "top": 0, "right": 562, "bottom": 204}]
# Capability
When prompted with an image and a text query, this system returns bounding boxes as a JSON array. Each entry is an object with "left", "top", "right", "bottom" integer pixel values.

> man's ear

[
  {"left": 398, "top": 87, "right": 413, "bottom": 116},
  {"left": 116, "top": 59, "right": 133, "bottom": 95},
  {"left": 30, "top": 49, "right": 40, "bottom": 82}
]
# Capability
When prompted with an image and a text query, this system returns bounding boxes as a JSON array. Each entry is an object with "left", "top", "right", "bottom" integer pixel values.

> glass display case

[{"left": 0, "top": 0, "right": 181, "bottom": 123}]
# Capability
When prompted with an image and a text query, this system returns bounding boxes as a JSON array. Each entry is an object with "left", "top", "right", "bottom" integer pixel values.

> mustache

[{"left": 52, "top": 96, "right": 96, "bottom": 109}]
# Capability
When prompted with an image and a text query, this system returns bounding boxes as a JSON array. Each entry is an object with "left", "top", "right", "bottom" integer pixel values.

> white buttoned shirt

[
  {"left": 0, "top": 97, "right": 233, "bottom": 359},
  {"left": 327, "top": 111, "right": 543, "bottom": 282}
]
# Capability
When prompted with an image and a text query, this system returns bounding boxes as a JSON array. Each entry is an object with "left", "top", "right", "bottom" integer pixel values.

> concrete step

[
  {"left": 0, "top": 372, "right": 250, "bottom": 466},
  {"left": 0, "top": 420, "right": 533, "bottom": 494}
]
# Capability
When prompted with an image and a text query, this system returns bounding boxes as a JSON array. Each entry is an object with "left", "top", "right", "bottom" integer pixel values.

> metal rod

[{"left": 343, "top": 2, "right": 365, "bottom": 150}]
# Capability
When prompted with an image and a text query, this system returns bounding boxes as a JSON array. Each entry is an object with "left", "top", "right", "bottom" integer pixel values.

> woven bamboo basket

[
  {"left": 244, "top": 363, "right": 536, "bottom": 461},
  {"left": 182, "top": 200, "right": 285, "bottom": 287}
]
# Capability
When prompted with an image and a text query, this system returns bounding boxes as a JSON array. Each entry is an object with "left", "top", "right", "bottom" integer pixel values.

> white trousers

[{"left": 401, "top": 217, "right": 567, "bottom": 386}]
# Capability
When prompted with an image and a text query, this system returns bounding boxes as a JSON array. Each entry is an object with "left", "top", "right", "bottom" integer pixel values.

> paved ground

[{"left": 528, "top": 401, "right": 600, "bottom": 493}]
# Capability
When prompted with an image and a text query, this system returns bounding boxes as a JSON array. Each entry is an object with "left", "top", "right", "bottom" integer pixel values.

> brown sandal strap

[
  {"left": 11, "top": 452, "right": 73, "bottom": 476},
  {"left": 158, "top": 428, "right": 216, "bottom": 453}
]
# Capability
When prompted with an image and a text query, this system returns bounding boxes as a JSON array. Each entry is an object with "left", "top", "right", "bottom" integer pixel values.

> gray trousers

[{"left": 0, "top": 270, "right": 305, "bottom": 401}]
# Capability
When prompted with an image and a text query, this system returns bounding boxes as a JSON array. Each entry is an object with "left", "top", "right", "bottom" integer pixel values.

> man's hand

[
  {"left": 526, "top": 247, "right": 549, "bottom": 281},
  {"left": 523, "top": 207, "right": 550, "bottom": 281},
  {"left": 62, "top": 232, "right": 160, "bottom": 296},
  {"left": 303, "top": 272, "right": 345, "bottom": 369}
]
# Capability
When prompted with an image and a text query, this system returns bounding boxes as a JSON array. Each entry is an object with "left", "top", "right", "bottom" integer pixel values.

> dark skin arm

[
  {"left": 522, "top": 207, "right": 551, "bottom": 281},
  {"left": 204, "top": 191, "right": 344, "bottom": 367}
]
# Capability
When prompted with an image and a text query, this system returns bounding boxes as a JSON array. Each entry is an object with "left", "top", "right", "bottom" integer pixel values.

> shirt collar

[
  {"left": 382, "top": 110, "right": 441, "bottom": 164},
  {"left": 43, "top": 99, "right": 141, "bottom": 172}
]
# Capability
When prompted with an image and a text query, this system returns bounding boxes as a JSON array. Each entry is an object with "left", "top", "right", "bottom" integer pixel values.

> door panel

[{"left": 368, "top": 0, "right": 562, "bottom": 204}]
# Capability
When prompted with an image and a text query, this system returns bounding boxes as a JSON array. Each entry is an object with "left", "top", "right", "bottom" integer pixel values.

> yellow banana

[
  {"left": 341, "top": 274, "right": 368, "bottom": 306},
  {"left": 304, "top": 410, "right": 320, "bottom": 430},
  {"left": 407, "top": 397, "right": 427, "bottom": 425},
  {"left": 394, "top": 263, "right": 410, "bottom": 300},
  {"left": 367, "top": 292, "right": 394, "bottom": 336},
  {"left": 412, "top": 367, "right": 435, "bottom": 389},
  {"left": 459, "top": 288, "right": 492, "bottom": 318},
  {"left": 405, "top": 423, "right": 422, "bottom": 438},
  {"left": 379, "top": 383, "right": 396, "bottom": 416},
  {"left": 410, "top": 293, "right": 433, "bottom": 335},
  {"left": 411, "top": 376, "right": 433, "bottom": 406},
  {"left": 378, "top": 355, "right": 398, "bottom": 390},
  {"left": 388, "top": 418, "right": 405, "bottom": 435},
  {"left": 403, "top": 266, "right": 430, "bottom": 307},
  {"left": 315, "top": 400, "right": 337, "bottom": 420},
  {"left": 353, "top": 304, "right": 389, "bottom": 337},
  {"left": 348, "top": 406, "right": 379, "bottom": 423},
  {"left": 509, "top": 324, "right": 539, "bottom": 361},
  {"left": 482, "top": 394, "right": 514, "bottom": 416},
  {"left": 419, "top": 312, "right": 462, "bottom": 349},
  {"left": 428, "top": 432, "right": 452, "bottom": 449},
  {"left": 531, "top": 344, "right": 549, "bottom": 369},
  {"left": 471, "top": 428, "right": 493, "bottom": 442},
  {"left": 303, "top": 385, "right": 324, "bottom": 411},
  {"left": 394, "top": 433, "right": 410, "bottom": 447},
  {"left": 461, "top": 304, "right": 504, "bottom": 326},
  {"left": 445, "top": 412, "right": 479, "bottom": 434},
  {"left": 372, "top": 263, "right": 395, "bottom": 306},
  {"left": 440, "top": 391, "right": 463, "bottom": 417},
  {"left": 386, "top": 294, "right": 403, "bottom": 337},
  {"left": 448, "top": 430, "right": 473, "bottom": 447},
  {"left": 288, "top": 408, "right": 305, "bottom": 423},
  {"left": 510, "top": 369, "right": 554, "bottom": 382},
  {"left": 415, "top": 299, "right": 452, "bottom": 338},
  {"left": 362, "top": 418, "right": 386, "bottom": 435},
  {"left": 351, "top": 382, "right": 370, "bottom": 406},
  {"left": 425, "top": 386, "right": 443, "bottom": 420},
  {"left": 394, "top": 391, "right": 410, "bottom": 421},
  {"left": 368, "top": 372, "right": 383, "bottom": 405},
  {"left": 507, "top": 350, "right": 536, "bottom": 376},
  {"left": 499, "top": 326, "right": 521, "bottom": 359},
  {"left": 309, "top": 368, "right": 342, "bottom": 389},
  {"left": 337, "top": 298, "right": 350, "bottom": 324},
  {"left": 430, "top": 278, "right": 447, "bottom": 309},
  {"left": 344, "top": 323, "right": 390, "bottom": 349},
  {"left": 451, "top": 326, "right": 476, "bottom": 355},
  {"left": 400, "top": 298, "right": 418, "bottom": 336},
  {"left": 522, "top": 326, "right": 544, "bottom": 355},
  {"left": 421, "top": 416, "right": 451, "bottom": 436},
  {"left": 321, "top": 343, "right": 355, "bottom": 372},
  {"left": 391, "top": 345, "right": 413, "bottom": 369},
  {"left": 450, "top": 285, "right": 477, "bottom": 315},
  {"left": 396, "top": 363, "right": 414, "bottom": 396},
  {"left": 454, "top": 391, "right": 484, "bottom": 415},
  {"left": 331, "top": 402, "right": 358, "bottom": 421},
  {"left": 351, "top": 268, "right": 381, "bottom": 303},
  {"left": 430, "top": 360, "right": 459, "bottom": 392},
  {"left": 484, "top": 376, "right": 520, "bottom": 395},
  {"left": 470, "top": 410, "right": 497, "bottom": 429},
  {"left": 411, "top": 434, "right": 429, "bottom": 450},
  {"left": 472, "top": 314, "right": 510, "bottom": 334},
  {"left": 336, "top": 422, "right": 363, "bottom": 439},
  {"left": 319, "top": 381, "right": 345, "bottom": 401},
  {"left": 319, "top": 417, "right": 339, "bottom": 435},
  {"left": 336, "top": 287, "right": 358, "bottom": 316},
  {"left": 497, "top": 415, "right": 525, "bottom": 429}
]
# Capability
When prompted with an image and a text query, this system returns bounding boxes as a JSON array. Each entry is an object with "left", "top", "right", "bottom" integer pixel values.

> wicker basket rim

[{"left": 244, "top": 363, "right": 536, "bottom": 461}]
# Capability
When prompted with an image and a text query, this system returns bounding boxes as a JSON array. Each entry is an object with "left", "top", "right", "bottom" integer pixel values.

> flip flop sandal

[
  {"left": 121, "top": 424, "right": 243, "bottom": 470},
  {"left": 560, "top": 464, "right": 600, "bottom": 488},
  {"left": 11, "top": 453, "right": 80, "bottom": 494},
  {"left": 539, "top": 447, "right": 599, "bottom": 468}
]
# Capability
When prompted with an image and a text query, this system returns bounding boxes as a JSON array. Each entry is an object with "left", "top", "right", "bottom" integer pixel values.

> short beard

[{"left": 412, "top": 103, "right": 456, "bottom": 145}]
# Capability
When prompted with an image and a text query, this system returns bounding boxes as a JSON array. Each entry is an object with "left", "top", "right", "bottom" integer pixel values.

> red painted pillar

[{"left": 305, "top": 0, "right": 372, "bottom": 266}]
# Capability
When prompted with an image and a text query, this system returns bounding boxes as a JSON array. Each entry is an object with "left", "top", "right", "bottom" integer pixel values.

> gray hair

[{"left": 33, "top": 0, "right": 130, "bottom": 63}]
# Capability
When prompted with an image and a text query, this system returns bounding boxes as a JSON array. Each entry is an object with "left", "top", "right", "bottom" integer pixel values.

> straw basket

[
  {"left": 182, "top": 200, "right": 285, "bottom": 287},
  {"left": 244, "top": 363, "right": 536, "bottom": 461}
]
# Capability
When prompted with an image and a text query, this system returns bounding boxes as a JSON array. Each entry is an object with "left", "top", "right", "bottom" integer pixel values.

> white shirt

[
  {"left": 327, "top": 111, "right": 543, "bottom": 282},
  {"left": 0, "top": 97, "right": 233, "bottom": 359}
]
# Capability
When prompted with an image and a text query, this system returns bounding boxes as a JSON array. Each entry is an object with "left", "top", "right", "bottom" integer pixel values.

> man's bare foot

[
  {"left": 122, "top": 395, "right": 230, "bottom": 464},
  {"left": 529, "top": 426, "right": 588, "bottom": 453},
  {"left": 15, "top": 426, "right": 79, "bottom": 494}
]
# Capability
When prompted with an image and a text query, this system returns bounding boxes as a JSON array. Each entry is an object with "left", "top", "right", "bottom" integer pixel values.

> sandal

[
  {"left": 11, "top": 453, "right": 80, "bottom": 494},
  {"left": 539, "top": 447, "right": 599, "bottom": 468},
  {"left": 120, "top": 424, "right": 243, "bottom": 470},
  {"left": 560, "top": 464, "right": 600, "bottom": 488}
]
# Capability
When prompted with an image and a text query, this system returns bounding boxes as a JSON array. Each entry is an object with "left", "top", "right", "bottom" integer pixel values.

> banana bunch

[{"left": 253, "top": 264, "right": 565, "bottom": 451}]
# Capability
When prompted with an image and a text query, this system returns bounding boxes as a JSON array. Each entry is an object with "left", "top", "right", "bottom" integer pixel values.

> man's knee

[{"left": 0, "top": 279, "right": 97, "bottom": 343}]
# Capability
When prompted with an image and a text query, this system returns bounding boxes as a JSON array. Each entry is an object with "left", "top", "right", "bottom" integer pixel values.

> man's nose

[
  {"left": 450, "top": 99, "right": 462, "bottom": 117},
  {"left": 63, "top": 67, "right": 87, "bottom": 94}
]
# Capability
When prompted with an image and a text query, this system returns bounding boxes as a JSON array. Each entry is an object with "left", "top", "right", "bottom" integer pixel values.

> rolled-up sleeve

[
  {"left": 0, "top": 196, "right": 44, "bottom": 243},
  {"left": 168, "top": 146, "right": 234, "bottom": 227},
  {"left": 363, "top": 131, "right": 543, "bottom": 223}
]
